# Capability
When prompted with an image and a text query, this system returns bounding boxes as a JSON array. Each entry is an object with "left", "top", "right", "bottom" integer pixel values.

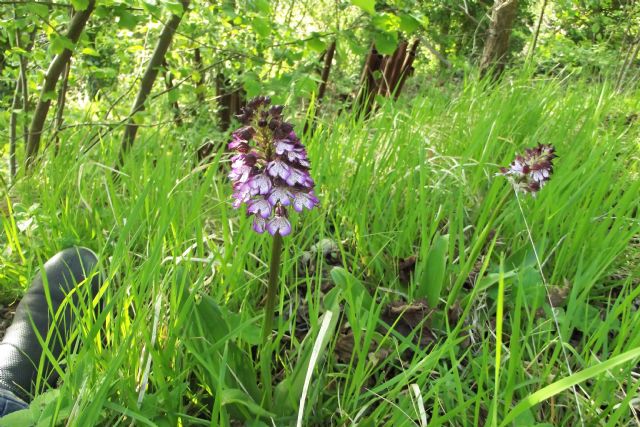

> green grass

[{"left": 1, "top": 77, "right": 640, "bottom": 426}]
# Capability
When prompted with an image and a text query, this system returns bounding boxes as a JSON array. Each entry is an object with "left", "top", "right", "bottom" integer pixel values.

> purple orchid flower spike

[
  {"left": 227, "top": 96, "right": 319, "bottom": 236},
  {"left": 499, "top": 143, "right": 557, "bottom": 194}
]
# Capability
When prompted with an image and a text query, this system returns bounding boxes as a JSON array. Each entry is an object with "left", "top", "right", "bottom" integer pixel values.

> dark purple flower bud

[
  {"left": 233, "top": 126, "right": 256, "bottom": 141},
  {"left": 269, "top": 105, "right": 284, "bottom": 116},
  {"left": 258, "top": 118, "right": 268, "bottom": 127}
]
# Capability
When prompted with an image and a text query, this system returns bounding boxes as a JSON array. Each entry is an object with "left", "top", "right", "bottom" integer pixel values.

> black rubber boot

[{"left": 0, "top": 247, "right": 100, "bottom": 404}]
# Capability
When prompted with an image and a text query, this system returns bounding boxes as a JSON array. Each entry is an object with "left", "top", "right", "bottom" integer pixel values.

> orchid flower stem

[{"left": 260, "top": 232, "right": 283, "bottom": 408}]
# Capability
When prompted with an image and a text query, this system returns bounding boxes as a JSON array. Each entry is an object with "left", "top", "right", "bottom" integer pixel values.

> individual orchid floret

[
  {"left": 227, "top": 96, "right": 318, "bottom": 236},
  {"left": 499, "top": 143, "right": 557, "bottom": 194}
]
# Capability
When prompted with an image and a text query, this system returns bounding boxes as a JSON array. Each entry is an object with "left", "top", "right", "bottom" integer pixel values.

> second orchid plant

[{"left": 227, "top": 96, "right": 318, "bottom": 404}]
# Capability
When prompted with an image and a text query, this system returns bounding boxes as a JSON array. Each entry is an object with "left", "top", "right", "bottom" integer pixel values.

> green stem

[{"left": 260, "top": 232, "right": 283, "bottom": 408}]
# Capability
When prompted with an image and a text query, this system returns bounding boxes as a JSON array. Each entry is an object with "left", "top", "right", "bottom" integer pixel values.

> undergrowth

[{"left": 1, "top": 77, "right": 640, "bottom": 426}]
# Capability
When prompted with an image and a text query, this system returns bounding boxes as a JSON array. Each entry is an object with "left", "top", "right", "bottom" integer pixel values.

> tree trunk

[
  {"left": 317, "top": 40, "right": 336, "bottom": 102},
  {"left": 387, "top": 41, "right": 408, "bottom": 95},
  {"left": 527, "top": 0, "right": 548, "bottom": 64},
  {"left": 216, "top": 73, "right": 232, "bottom": 130},
  {"left": 19, "top": 47, "right": 29, "bottom": 147},
  {"left": 51, "top": 58, "right": 71, "bottom": 154},
  {"left": 355, "top": 44, "right": 383, "bottom": 116},
  {"left": 193, "top": 47, "right": 205, "bottom": 104},
  {"left": 163, "top": 59, "right": 184, "bottom": 127},
  {"left": 117, "top": 0, "right": 190, "bottom": 167},
  {"left": 394, "top": 39, "right": 420, "bottom": 100},
  {"left": 479, "top": 0, "right": 519, "bottom": 79},
  {"left": 616, "top": 37, "right": 640, "bottom": 92},
  {"left": 304, "top": 40, "right": 336, "bottom": 134},
  {"left": 25, "top": 0, "right": 95, "bottom": 170},
  {"left": 9, "top": 77, "right": 22, "bottom": 180}
]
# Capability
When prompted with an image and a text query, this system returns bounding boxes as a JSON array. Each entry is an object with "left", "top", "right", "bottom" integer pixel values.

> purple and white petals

[
  {"left": 248, "top": 173, "right": 272, "bottom": 195},
  {"left": 292, "top": 191, "right": 318, "bottom": 212},
  {"left": 228, "top": 165, "right": 252, "bottom": 183},
  {"left": 267, "top": 215, "right": 292, "bottom": 237},
  {"left": 275, "top": 140, "right": 295, "bottom": 155},
  {"left": 267, "top": 159, "right": 292, "bottom": 180},
  {"left": 247, "top": 198, "right": 272, "bottom": 219},
  {"left": 268, "top": 187, "right": 292, "bottom": 206},
  {"left": 284, "top": 168, "right": 310, "bottom": 187},
  {"left": 252, "top": 216, "right": 266, "bottom": 233}
]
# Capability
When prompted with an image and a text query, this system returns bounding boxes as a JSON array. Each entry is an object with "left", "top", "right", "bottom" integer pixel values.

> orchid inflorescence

[
  {"left": 228, "top": 96, "right": 318, "bottom": 236},
  {"left": 499, "top": 143, "right": 557, "bottom": 194}
]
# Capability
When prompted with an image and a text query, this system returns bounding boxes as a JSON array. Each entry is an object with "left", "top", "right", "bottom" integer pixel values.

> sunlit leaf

[
  {"left": 373, "top": 30, "right": 398, "bottom": 55},
  {"left": 249, "top": 0, "right": 270, "bottom": 14},
  {"left": 24, "top": 2, "right": 49, "bottom": 17},
  {"left": 372, "top": 12, "right": 401, "bottom": 32},
  {"left": 50, "top": 35, "right": 75, "bottom": 55},
  {"left": 307, "top": 35, "right": 326, "bottom": 52},
  {"left": 399, "top": 13, "right": 421, "bottom": 33},
  {"left": 165, "top": 1, "right": 184, "bottom": 16},
  {"left": 71, "top": 0, "right": 89, "bottom": 11},
  {"left": 251, "top": 16, "right": 270, "bottom": 37},
  {"left": 351, "top": 0, "right": 375, "bottom": 14},
  {"left": 81, "top": 47, "right": 100, "bottom": 57}
]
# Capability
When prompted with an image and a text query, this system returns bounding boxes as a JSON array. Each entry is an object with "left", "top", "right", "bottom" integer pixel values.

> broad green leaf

[
  {"left": 570, "top": 301, "right": 606, "bottom": 335},
  {"left": 116, "top": 10, "right": 140, "bottom": 30},
  {"left": 71, "top": 0, "right": 89, "bottom": 11},
  {"left": 307, "top": 35, "right": 326, "bottom": 53},
  {"left": 50, "top": 35, "right": 75, "bottom": 55},
  {"left": 167, "top": 89, "right": 179, "bottom": 104},
  {"left": 373, "top": 31, "right": 398, "bottom": 55},
  {"left": 220, "top": 389, "right": 274, "bottom": 418},
  {"left": 127, "top": 45, "right": 146, "bottom": 53},
  {"left": 251, "top": 16, "right": 270, "bottom": 37},
  {"left": 186, "top": 295, "right": 261, "bottom": 404},
  {"left": 81, "top": 47, "right": 100, "bottom": 57},
  {"left": 274, "top": 294, "right": 342, "bottom": 415},
  {"left": 42, "top": 90, "right": 57, "bottom": 102},
  {"left": 242, "top": 72, "right": 261, "bottom": 97},
  {"left": 142, "top": 0, "right": 161, "bottom": 15},
  {"left": 351, "top": 0, "right": 375, "bottom": 14},
  {"left": 24, "top": 2, "right": 49, "bottom": 17},
  {"left": 249, "top": 0, "right": 270, "bottom": 14},
  {"left": 0, "top": 409, "right": 34, "bottom": 426},
  {"left": 330, "top": 267, "right": 373, "bottom": 313},
  {"left": 372, "top": 13, "right": 401, "bottom": 33},
  {"left": 399, "top": 13, "right": 421, "bottom": 33},
  {"left": 417, "top": 234, "right": 449, "bottom": 308},
  {"left": 165, "top": 1, "right": 184, "bottom": 16},
  {"left": 501, "top": 346, "right": 640, "bottom": 426},
  {"left": 9, "top": 47, "right": 28, "bottom": 56},
  {"left": 295, "top": 75, "right": 317, "bottom": 95}
]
